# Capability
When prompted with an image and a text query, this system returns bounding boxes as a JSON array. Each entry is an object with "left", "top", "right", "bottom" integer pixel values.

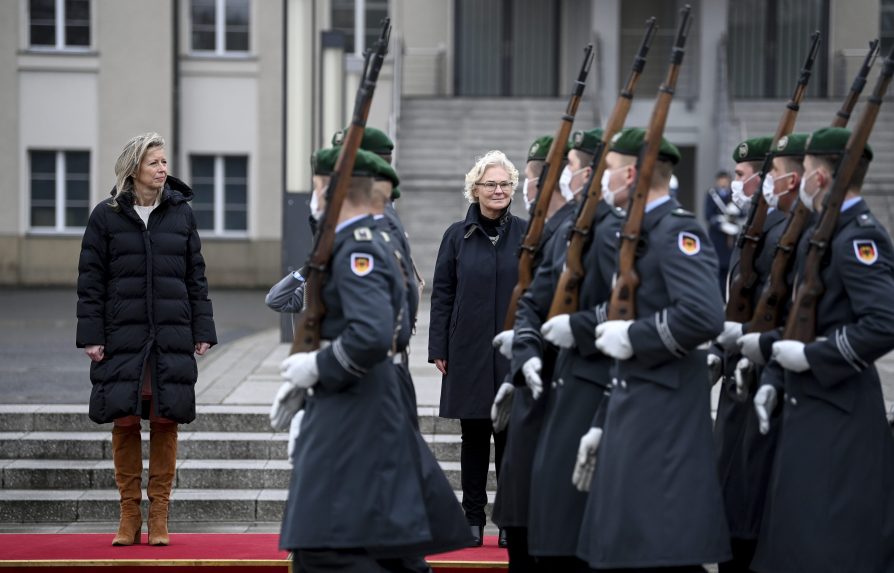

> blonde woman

[
  {"left": 76, "top": 133, "right": 216, "bottom": 546},
  {"left": 428, "top": 150, "right": 525, "bottom": 545}
]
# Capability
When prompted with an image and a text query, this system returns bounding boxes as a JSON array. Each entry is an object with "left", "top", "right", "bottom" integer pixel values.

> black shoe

[
  {"left": 469, "top": 525, "right": 483, "bottom": 547},
  {"left": 498, "top": 528, "right": 508, "bottom": 548}
]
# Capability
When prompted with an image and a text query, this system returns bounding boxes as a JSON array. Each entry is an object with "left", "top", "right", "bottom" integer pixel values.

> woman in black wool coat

[
  {"left": 428, "top": 149, "right": 525, "bottom": 546},
  {"left": 76, "top": 133, "right": 216, "bottom": 548}
]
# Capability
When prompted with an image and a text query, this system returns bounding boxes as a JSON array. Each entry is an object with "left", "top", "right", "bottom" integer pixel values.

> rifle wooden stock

[
  {"left": 503, "top": 44, "right": 594, "bottom": 330},
  {"left": 292, "top": 18, "right": 392, "bottom": 354},
  {"left": 784, "top": 45, "right": 894, "bottom": 342},
  {"left": 608, "top": 6, "right": 692, "bottom": 322},
  {"left": 748, "top": 39, "right": 879, "bottom": 333},
  {"left": 725, "top": 31, "right": 821, "bottom": 322},
  {"left": 548, "top": 18, "right": 657, "bottom": 319}
]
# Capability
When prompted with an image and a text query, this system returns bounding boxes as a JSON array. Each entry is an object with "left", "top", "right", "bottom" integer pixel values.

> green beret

[
  {"left": 311, "top": 147, "right": 400, "bottom": 189},
  {"left": 732, "top": 136, "right": 772, "bottom": 163},
  {"left": 806, "top": 127, "right": 873, "bottom": 162},
  {"left": 527, "top": 135, "right": 555, "bottom": 162},
  {"left": 331, "top": 126, "right": 395, "bottom": 159},
  {"left": 609, "top": 127, "right": 680, "bottom": 165},
  {"left": 570, "top": 128, "right": 604, "bottom": 156},
  {"left": 771, "top": 133, "right": 808, "bottom": 157}
]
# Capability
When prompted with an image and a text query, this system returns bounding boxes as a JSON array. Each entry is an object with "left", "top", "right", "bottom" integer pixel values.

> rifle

[
  {"left": 783, "top": 45, "right": 894, "bottom": 342},
  {"left": 748, "top": 39, "right": 879, "bottom": 333},
  {"left": 725, "top": 31, "right": 821, "bottom": 322},
  {"left": 547, "top": 18, "right": 657, "bottom": 319},
  {"left": 291, "top": 18, "right": 392, "bottom": 353},
  {"left": 607, "top": 5, "right": 692, "bottom": 322},
  {"left": 503, "top": 44, "right": 594, "bottom": 330}
]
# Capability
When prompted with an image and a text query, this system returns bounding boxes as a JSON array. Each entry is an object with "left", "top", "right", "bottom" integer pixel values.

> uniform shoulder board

[
  {"left": 379, "top": 231, "right": 391, "bottom": 242},
  {"left": 856, "top": 213, "right": 876, "bottom": 228},
  {"left": 670, "top": 208, "right": 695, "bottom": 218},
  {"left": 353, "top": 227, "right": 373, "bottom": 241}
]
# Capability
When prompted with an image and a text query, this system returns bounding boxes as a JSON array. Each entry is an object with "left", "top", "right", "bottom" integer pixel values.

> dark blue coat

[
  {"left": 428, "top": 203, "right": 525, "bottom": 419},
  {"left": 752, "top": 200, "right": 894, "bottom": 573},
  {"left": 577, "top": 198, "right": 731, "bottom": 568},
  {"left": 76, "top": 177, "right": 216, "bottom": 424}
]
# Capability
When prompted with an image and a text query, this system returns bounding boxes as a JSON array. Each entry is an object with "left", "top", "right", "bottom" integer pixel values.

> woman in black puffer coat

[{"left": 76, "top": 132, "right": 216, "bottom": 548}]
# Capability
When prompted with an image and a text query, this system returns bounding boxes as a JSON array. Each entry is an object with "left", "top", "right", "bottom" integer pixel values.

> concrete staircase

[{"left": 0, "top": 405, "right": 495, "bottom": 524}]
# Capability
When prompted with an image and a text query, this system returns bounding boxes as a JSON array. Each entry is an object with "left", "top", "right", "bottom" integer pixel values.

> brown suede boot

[
  {"left": 111, "top": 423, "right": 143, "bottom": 546},
  {"left": 147, "top": 421, "right": 178, "bottom": 546}
]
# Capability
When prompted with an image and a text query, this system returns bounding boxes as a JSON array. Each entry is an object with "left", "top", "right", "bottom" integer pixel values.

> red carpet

[{"left": 0, "top": 533, "right": 508, "bottom": 572}]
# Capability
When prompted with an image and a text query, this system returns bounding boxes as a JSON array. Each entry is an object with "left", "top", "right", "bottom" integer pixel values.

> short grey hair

[
  {"left": 463, "top": 150, "right": 519, "bottom": 203},
  {"left": 111, "top": 132, "right": 166, "bottom": 208}
]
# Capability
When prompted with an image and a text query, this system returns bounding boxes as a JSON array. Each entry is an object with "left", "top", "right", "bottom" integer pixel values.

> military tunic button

[
  {"left": 620, "top": 379, "right": 628, "bottom": 389},
  {"left": 558, "top": 378, "right": 564, "bottom": 387},
  {"left": 789, "top": 396, "right": 797, "bottom": 406},
  {"left": 612, "top": 378, "right": 618, "bottom": 387},
  {"left": 551, "top": 381, "right": 557, "bottom": 389}
]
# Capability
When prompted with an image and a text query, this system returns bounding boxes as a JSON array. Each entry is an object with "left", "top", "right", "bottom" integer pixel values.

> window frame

[
  {"left": 189, "top": 154, "right": 249, "bottom": 237},
  {"left": 189, "top": 0, "right": 251, "bottom": 56},
  {"left": 27, "top": 0, "right": 92, "bottom": 52},
  {"left": 28, "top": 149, "right": 91, "bottom": 234}
]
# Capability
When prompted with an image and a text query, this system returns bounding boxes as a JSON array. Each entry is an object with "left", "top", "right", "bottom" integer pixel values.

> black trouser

[
  {"left": 594, "top": 567, "right": 707, "bottom": 573},
  {"left": 718, "top": 538, "right": 757, "bottom": 573},
  {"left": 460, "top": 418, "right": 506, "bottom": 526},
  {"left": 293, "top": 549, "right": 432, "bottom": 572},
  {"left": 503, "top": 527, "right": 538, "bottom": 572},
  {"left": 536, "top": 555, "right": 590, "bottom": 572}
]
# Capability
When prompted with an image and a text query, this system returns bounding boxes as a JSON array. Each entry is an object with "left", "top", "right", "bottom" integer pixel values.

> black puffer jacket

[{"left": 76, "top": 176, "right": 216, "bottom": 424}]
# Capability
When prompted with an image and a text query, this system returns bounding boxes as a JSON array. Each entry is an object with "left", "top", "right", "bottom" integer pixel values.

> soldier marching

[{"left": 270, "top": 12, "right": 894, "bottom": 573}]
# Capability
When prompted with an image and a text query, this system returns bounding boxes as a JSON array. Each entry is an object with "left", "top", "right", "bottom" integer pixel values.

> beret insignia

[{"left": 737, "top": 142, "right": 748, "bottom": 159}]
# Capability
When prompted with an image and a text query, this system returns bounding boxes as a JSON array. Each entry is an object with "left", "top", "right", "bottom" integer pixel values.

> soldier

[
  {"left": 712, "top": 135, "right": 809, "bottom": 573},
  {"left": 574, "top": 127, "right": 731, "bottom": 571},
  {"left": 490, "top": 130, "right": 593, "bottom": 568},
  {"left": 748, "top": 127, "right": 894, "bottom": 573},
  {"left": 271, "top": 148, "right": 454, "bottom": 572}
]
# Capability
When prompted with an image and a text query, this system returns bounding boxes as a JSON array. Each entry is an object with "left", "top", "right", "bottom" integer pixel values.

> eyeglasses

[{"left": 476, "top": 181, "right": 513, "bottom": 192}]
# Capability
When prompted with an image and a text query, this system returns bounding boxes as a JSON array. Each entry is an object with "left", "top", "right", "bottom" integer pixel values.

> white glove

[
  {"left": 270, "top": 382, "right": 306, "bottom": 431},
  {"left": 522, "top": 357, "right": 543, "bottom": 400},
  {"left": 753, "top": 384, "right": 778, "bottom": 435},
  {"left": 572, "top": 427, "right": 603, "bottom": 492},
  {"left": 287, "top": 409, "right": 305, "bottom": 465},
  {"left": 716, "top": 321, "right": 744, "bottom": 352},
  {"left": 707, "top": 353, "right": 723, "bottom": 386},
  {"left": 492, "top": 330, "right": 515, "bottom": 360},
  {"left": 280, "top": 351, "right": 320, "bottom": 389},
  {"left": 541, "top": 314, "right": 575, "bottom": 349},
  {"left": 724, "top": 202, "right": 742, "bottom": 217},
  {"left": 595, "top": 320, "right": 634, "bottom": 360},
  {"left": 737, "top": 332, "right": 766, "bottom": 365},
  {"left": 772, "top": 340, "right": 810, "bottom": 373},
  {"left": 733, "top": 357, "right": 754, "bottom": 398},
  {"left": 490, "top": 382, "right": 515, "bottom": 432},
  {"left": 720, "top": 220, "right": 740, "bottom": 236}
]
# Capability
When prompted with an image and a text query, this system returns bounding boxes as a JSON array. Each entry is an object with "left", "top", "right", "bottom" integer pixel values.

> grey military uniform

[
  {"left": 279, "top": 216, "right": 430, "bottom": 553},
  {"left": 752, "top": 200, "right": 894, "bottom": 573},
  {"left": 576, "top": 198, "right": 732, "bottom": 569},
  {"left": 526, "top": 201, "right": 623, "bottom": 556}
]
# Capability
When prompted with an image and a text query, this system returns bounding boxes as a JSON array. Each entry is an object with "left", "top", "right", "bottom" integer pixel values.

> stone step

[
  {"left": 0, "top": 405, "right": 461, "bottom": 435},
  {"left": 0, "top": 459, "right": 496, "bottom": 492},
  {"left": 0, "top": 489, "right": 494, "bottom": 523},
  {"left": 0, "top": 431, "right": 488, "bottom": 463}
]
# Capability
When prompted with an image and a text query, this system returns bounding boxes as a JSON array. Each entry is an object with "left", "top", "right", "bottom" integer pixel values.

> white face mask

[
  {"left": 558, "top": 166, "right": 585, "bottom": 202},
  {"left": 762, "top": 172, "right": 794, "bottom": 209},
  {"left": 522, "top": 178, "right": 534, "bottom": 211},
  {"left": 601, "top": 168, "right": 623, "bottom": 208},
  {"left": 730, "top": 172, "right": 761, "bottom": 209},
  {"left": 798, "top": 170, "right": 820, "bottom": 212},
  {"left": 309, "top": 189, "right": 324, "bottom": 221}
]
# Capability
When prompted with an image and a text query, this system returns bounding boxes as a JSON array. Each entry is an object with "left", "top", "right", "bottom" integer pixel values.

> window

[
  {"left": 331, "top": 0, "right": 388, "bottom": 54},
  {"left": 620, "top": 0, "right": 699, "bottom": 101},
  {"left": 190, "top": 155, "right": 248, "bottom": 234},
  {"left": 29, "top": 0, "right": 90, "bottom": 49},
  {"left": 191, "top": 0, "right": 250, "bottom": 54},
  {"left": 882, "top": 0, "right": 894, "bottom": 56},
  {"left": 30, "top": 150, "right": 90, "bottom": 231}
]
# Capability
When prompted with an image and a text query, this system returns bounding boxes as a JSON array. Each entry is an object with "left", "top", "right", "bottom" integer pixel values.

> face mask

[
  {"left": 762, "top": 172, "right": 794, "bottom": 209},
  {"left": 309, "top": 190, "right": 324, "bottom": 221},
  {"left": 731, "top": 172, "right": 760, "bottom": 209},
  {"left": 601, "top": 168, "right": 622, "bottom": 208},
  {"left": 799, "top": 170, "right": 820, "bottom": 212},
  {"left": 558, "top": 166, "right": 586, "bottom": 202},
  {"left": 522, "top": 178, "right": 534, "bottom": 211}
]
